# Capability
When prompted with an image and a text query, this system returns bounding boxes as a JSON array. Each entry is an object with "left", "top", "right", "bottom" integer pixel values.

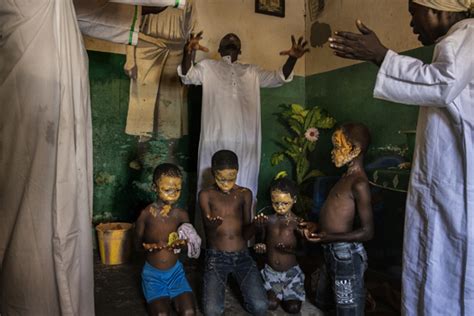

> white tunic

[
  {"left": 374, "top": 19, "right": 474, "bottom": 316},
  {"left": 178, "top": 57, "right": 292, "bottom": 235},
  {"left": 1, "top": 1, "right": 94, "bottom": 315}
]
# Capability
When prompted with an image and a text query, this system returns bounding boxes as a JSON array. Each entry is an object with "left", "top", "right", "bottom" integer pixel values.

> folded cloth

[{"left": 177, "top": 223, "right": 201, "bottom": 258}]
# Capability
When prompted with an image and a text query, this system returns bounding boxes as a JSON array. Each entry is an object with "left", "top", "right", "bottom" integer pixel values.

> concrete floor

[{"left": 94, "top": 250, "right": 400, "bottom": 315}]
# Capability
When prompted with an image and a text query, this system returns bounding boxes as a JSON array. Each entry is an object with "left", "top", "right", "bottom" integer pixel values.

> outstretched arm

[
  {"left": 280, "top": 35, "right": 309, "bottom": 79},
  {"left": 181, "top": 31, "right": 209, "bottom": 75}
]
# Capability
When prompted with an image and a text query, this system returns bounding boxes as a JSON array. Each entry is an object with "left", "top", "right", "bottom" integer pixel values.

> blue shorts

[{"left": 141, "top": 260, "right": 192, "bottom": 303}]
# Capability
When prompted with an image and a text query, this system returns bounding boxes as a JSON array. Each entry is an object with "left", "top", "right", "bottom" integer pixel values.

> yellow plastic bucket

[{"left": 96, "top": 222, "right": 133, "bottom": 265}]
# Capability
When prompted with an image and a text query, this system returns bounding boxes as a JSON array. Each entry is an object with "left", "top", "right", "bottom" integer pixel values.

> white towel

[{"left": 177, "top": 223, "right": 201, "bottom": 258}]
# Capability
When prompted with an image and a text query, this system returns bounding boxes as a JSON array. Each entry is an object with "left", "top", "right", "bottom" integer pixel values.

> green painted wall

[
  {"left": 89, "top": 46, "right": 433, "bottom": 219},
  {"left": 305, "top": 47, "right": 433, "bottom": 175}
]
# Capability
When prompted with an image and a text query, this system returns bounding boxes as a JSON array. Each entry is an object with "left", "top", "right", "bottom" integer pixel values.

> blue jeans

[
  {"left": 202, "top": 248, "right": 268, "bottom": 316},
  {"left": 315, "top": 242, "right": 368, "bottom": 316}
]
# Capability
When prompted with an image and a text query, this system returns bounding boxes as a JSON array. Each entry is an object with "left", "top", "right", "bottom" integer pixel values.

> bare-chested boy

[
  {"left": 135, "top": 163, "right": 197, "bottom": 316},
  {"left": 253, "top": 177, "right": 305, "bottom": 314},
  {"left": 299, "top": 122, "right": 374, "bottom": 315},
  {"left": 199, "top": 150, "right": 268, "bottom": 316}
]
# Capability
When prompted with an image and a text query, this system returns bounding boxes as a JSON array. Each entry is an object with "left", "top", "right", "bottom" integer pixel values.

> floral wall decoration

[{"left": 271, "top": 103, "right": 336, "bottom": 216}]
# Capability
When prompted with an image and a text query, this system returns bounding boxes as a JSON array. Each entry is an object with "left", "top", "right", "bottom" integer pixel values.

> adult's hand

[
  {"left": 185, "top": 31, "right": 209, "bottom": 54},
  {"left": 280, "top": 35, "right": 310, "bottom": 59},
  {"left": 329, "top": 20, "right": 388, "bottom": 66}
]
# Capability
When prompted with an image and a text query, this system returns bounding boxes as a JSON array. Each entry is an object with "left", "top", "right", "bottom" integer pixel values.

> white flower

[{"left": 304, "top": 127, "right": 319, "bottom": 142}]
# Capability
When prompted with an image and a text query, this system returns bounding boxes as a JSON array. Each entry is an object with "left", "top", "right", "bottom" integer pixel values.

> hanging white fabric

[{"left": 0, "top": 0, "right": 94, "bottom": 315}]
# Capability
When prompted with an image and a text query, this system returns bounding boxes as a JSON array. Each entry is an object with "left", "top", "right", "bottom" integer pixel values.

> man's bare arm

[
  {"left": 280, "top": 35, "right": 309, "bottom": 79},
  {"left": 181, "top": 31, "right": 208, "bottom": 75}
]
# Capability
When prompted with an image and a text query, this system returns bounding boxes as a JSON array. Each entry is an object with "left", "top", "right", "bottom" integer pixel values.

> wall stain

[
  {"left": 46, "top": 121, "right": 55, "bottom": 145},
  {"left": 95, "top": 171, "right": 116, "bottom": 185},
  {"left": 310, "top": 21, "right": 332, "bottom": 47}
]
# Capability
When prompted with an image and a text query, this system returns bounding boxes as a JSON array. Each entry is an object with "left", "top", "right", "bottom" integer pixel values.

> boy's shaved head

[
  {"left": 340, "top": 122, "right": 371, "bottom": 154},
  {"left": 212, "top": 150, "right": 239, "bottom": 171}
]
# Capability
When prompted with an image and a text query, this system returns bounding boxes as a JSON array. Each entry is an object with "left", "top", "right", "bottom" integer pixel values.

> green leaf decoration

[
  {"left": 291, "top": 114, "right": 304, "bottom": 125},
  {"left": 302, "top": 169, "right": 324, "bottom": 182},
  {"left": 271, "top": 152, "right": 285, "bottom": 166},
  {"left": 291, "top": 103, "right": 305, "bottom": 114},
  {"left": 275, "top": 170, "right": 288, "bottom": 180},
  {"left": 271, "top": 103, "right": 337, "bottom": 215},
  {"left": 307, "top": 141, "right": 316, "bottom": 152}
]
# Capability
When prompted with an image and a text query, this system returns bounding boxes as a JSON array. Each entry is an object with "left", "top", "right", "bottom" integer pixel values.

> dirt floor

[{"left": 94, "top": 249, "right": 401, "bottom": 315}]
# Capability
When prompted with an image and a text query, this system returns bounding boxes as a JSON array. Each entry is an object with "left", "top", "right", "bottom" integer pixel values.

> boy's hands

[
  {"left": 275, "top": 242, "right": 294, "bottom": 253},
  {"left": 297, "top": 221, "right": 318, "bottom": 235},
  {"left": 167, "top": 239, "right": 187, "bottom": 251},
  {"left": 142, "top": 242, "right": 165, "bottom": 252},
  {"left": 279, "top": 35, "right": 309, "bottom": 59},
  {"left": 303, "top": 231, "right": 327, "bottom": 243},
  {"left": 298, "top": 221, "right": 327, "bottom": 243},
  {"left": 206, "top": 215, "right": 223, "bottom": 227},
  {"left": 185, "top": 31, "right": 209, "bottom": 54},
  {"left": 254, "top": 243, "right": 267, "bottom": 254},
  {"left": 143, "top": 239, "right": 187, "bottom": 252},
  {"left": 253, "top": 213, "right": 269, "bottom": 227}
]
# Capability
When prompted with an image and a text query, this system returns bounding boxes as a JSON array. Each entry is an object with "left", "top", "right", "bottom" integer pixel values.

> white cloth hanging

[{"left": 0, "top": 0, "right": 94, "bottom": 315}]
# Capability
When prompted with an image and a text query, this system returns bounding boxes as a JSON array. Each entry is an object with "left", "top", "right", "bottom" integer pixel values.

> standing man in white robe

[
  {"left": 328, "top": 0, "right": 473, "bottom": 314},
  {"left": 178, "top": 33, "right": 308, "bottom": 238}
]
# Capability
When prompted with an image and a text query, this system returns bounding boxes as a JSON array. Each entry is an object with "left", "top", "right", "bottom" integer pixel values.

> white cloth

[
  {"left": 373, "top": 19, "right": 474, "bottom": 316},
  {"left": 178, "top": 56, "right": 292, "bottom": 235},
  {"left": 413, "top": 0, "right": 472, "bottom": 12},
  {"left": 177, "top": 223, "right": 201, "bottom": 258},
  {"left": 0, "top": 0, "right": 94, "bottom": 315},
  {"left": 126, "top": 3, "right": 194, "bottom": 137},
  {"left": 74, "top": 0, "right": 186, "bottom": 45},
  {"left": 75, "top": 0, "right": 142, "bottom": 45}
]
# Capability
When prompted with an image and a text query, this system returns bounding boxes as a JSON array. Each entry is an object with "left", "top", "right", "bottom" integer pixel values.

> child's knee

[
  {"left": 282, "top": 300, "right": 302, "bottom": 314},
  {"left": 248, "top": 299, "right": 268, "bottom": 315}
]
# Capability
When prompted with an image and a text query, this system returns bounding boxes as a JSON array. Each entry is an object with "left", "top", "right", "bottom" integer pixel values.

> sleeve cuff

[
  {"left": 373, "top": 50, "right": 397, "bottom": 99},
  {"left": 279, "top": 68, "right": 294, "bottom": 83}
]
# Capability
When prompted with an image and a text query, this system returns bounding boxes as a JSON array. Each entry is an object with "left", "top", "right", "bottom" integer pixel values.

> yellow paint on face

[
  {"left": 156, "top": 175, "right": 182, "bottom": 206},
  {"left": 271, "top": 190, "right": 295, "bottom": 215},
  {"left": 214, "top": 169, "right": 238, "bottom": 193},
  {"left": 331, "top": 129, "right": 360, "bottom": 167}
]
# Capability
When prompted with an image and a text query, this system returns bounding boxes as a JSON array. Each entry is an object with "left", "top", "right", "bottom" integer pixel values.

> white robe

[
  {"left": 373, "top": 19, "right": 474, "bottom": 316},
  {"left": 178, "top": 57, "right": 292, "bottom": 236},
  {"left": 0, "top": 1, "right": 94, "bottom": 315}
]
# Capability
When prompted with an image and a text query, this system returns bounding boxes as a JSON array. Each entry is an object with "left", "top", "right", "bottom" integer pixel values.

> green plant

[{"left": 271, "top": 103, "right": 336, "bottom": 216}]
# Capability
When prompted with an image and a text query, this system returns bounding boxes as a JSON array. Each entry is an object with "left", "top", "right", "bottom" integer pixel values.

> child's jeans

[
  {"left": 315, "top": 242, "right": 368, "bottom": 316},
  {"left": 202, "top": 248, "right": 268, "bottom": 316}
]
